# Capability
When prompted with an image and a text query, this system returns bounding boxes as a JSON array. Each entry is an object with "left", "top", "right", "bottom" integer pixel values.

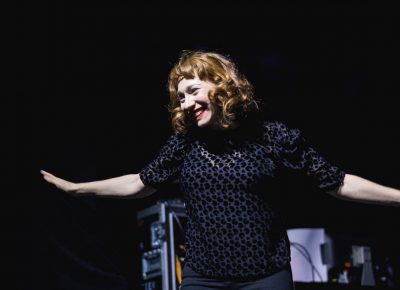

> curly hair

[{"left": 168, "top": 50, "right": 260, "bottom": 133}]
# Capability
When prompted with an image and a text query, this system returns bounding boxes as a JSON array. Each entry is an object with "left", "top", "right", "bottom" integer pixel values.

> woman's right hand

[{"left": 40, "top": 170, "right": 78, "bottom": 193}]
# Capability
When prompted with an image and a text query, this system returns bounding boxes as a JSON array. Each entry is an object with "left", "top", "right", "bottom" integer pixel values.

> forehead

[{"left": 177, "top": 77, "right": 202, "bottom": 92}]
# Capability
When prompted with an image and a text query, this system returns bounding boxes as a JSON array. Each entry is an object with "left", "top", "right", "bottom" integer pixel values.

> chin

[
  {"left": 197, "top": 121, "right": 210, "bottom": 128},
  {"left": 197, "top": 120, "right": 213, "bottom": 128},
  {"left": 196, "top": 113, "right": 213, "bottom": 128}
]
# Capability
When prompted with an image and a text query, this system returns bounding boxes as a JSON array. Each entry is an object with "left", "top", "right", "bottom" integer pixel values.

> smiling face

[{"left": 177, "top": 77, "right": 217, "bottom": 128}]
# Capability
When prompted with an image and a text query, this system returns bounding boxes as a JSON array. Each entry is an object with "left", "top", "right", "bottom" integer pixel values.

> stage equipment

[
  {"left": 351, "top": 245, "right": 376, "bottom": 286},
  {"left": 137, "top": 199, "right": 187, "bottom": 290},
  {"left": 287, "top": 228, "right": 334, "bottom": 282}
]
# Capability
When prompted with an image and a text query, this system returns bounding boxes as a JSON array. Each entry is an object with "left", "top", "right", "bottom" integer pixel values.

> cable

[
  {"left": 290, "top": 242, "right": 324, "bottom": 282},
  {"left": 290, "top": 242, "right": 314, "bottom": 281}
]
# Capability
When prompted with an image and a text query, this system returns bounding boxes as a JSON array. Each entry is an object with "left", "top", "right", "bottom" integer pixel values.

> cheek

[{"left": 202, "top": 95, "right": 212, "bottom": 106}]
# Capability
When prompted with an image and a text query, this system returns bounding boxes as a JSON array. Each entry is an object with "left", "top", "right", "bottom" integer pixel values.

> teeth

[{"left": 195, "top": 109, "right": 205, "bottom": 116}]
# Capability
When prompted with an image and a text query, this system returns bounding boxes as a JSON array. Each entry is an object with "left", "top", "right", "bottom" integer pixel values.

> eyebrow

[{"left": 177, "top": 83, "right": 201, "bottom": 95}]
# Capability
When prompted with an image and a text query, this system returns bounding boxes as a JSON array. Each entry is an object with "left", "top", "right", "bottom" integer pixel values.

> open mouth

[{"left": 194, "top": 108, "right": 206, "bottom": 120}]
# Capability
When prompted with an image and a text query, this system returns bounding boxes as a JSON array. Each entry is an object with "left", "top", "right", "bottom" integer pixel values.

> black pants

[{"left": 179, "top": 264, "right": 294, "bottom": 290}]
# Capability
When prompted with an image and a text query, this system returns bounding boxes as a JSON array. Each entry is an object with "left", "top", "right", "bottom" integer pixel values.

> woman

[{"left": 41, "top": 51, "right": 400, "bottom": 290}]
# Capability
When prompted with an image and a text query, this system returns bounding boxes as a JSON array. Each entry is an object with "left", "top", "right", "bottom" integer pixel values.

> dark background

[{"left": 16, "top": 3, "right": 399, "bottom": 290}]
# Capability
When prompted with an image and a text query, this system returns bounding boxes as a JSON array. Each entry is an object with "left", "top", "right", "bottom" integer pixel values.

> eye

[{"left": 177, "top": 93, "right": 185, "bottom": 103}]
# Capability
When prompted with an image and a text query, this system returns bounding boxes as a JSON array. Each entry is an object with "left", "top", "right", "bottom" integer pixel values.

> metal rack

[{"left": 137, "top": 199, "right": 187, "bottom": 290}]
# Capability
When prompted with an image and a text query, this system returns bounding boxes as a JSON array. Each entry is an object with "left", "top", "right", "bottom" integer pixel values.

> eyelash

[{"left": 178, "top": 89, "right": 199, "bottom": 103}]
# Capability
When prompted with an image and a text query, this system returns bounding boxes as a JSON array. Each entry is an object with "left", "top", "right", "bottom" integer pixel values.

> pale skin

[{"left": 41, "top": 77, "right": 400, "bottom": 206}]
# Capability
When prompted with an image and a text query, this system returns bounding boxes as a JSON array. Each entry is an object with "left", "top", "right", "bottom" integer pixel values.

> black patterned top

[{"left": 139, "top": 120, "right": 345, "bottom": 281}]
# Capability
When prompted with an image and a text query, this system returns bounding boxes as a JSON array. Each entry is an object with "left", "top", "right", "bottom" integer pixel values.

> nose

[{"left": 183, "top": 94, "right": 195, "bottom": 110}]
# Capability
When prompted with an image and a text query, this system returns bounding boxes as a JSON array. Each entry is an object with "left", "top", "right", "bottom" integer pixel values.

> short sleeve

[
  {"left": 264, "top": 121, "right": 345, "bottom": 191},
  {"left": 139, "top": 133, "right": 187, "bottom": 189}
]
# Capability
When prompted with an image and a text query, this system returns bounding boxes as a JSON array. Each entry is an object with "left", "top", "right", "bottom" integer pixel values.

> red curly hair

[{"left": 168, "top": 51, "right": 260, "bottom": 133}]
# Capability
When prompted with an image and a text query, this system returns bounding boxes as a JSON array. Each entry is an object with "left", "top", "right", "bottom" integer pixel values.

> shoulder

[
  {"left": 169, "top": 131, "right": 187, "bottom": 142},
  {"left": 262, "top": 120, "right": 289, "bottom": 135},
  {"left": 158, "top": 131, "right": 191, "bottom": 155},
  {"left": 168, "top": 131, "right": 191, "bottom": 147},
  {"left": 261, "top": 120, "right": 301, "bottom": 143}
]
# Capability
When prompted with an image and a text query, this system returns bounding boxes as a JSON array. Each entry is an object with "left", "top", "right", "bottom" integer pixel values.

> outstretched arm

[
  {"left": 328, "top": 174, "right": 400, "bottom": 206},
  {"left": 40, "top": 170, "right": 156, "bottom": 199}
]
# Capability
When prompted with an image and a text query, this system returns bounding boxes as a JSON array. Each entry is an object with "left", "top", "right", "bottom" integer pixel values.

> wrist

[{"left": 69, "top": 182, "right": 80, "bottom": 193}]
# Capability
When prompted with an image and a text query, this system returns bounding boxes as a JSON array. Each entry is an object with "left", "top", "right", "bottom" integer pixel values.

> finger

[
  {"left": 43, "top": 175, "right": 54, "bottom": 183},
  {"left": 41, "top": 170, "right": 56, "bottom": 179},
  {"left": 41, "top": 172, "right": 51, "bottom": 180},
  {"left": 42, "top": 172, "right": 60, "bottom": 183}
]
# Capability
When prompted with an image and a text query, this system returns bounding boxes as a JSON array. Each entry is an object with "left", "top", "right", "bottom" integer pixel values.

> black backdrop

[{"left": 17, "top": 3, "right": 400, "bottom": 290}]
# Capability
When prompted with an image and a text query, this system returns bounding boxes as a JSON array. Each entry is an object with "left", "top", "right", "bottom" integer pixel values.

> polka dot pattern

[{"left": 139, "top": 120, "right": 345, "bottom": 280}]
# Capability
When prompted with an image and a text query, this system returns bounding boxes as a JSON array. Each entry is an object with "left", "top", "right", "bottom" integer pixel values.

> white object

[
  {"left": 287, "top": 228, "right": 329, "bottom": 282},
  {"left": 352, "top": 246, "right": 376, "bottom": 286}
]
